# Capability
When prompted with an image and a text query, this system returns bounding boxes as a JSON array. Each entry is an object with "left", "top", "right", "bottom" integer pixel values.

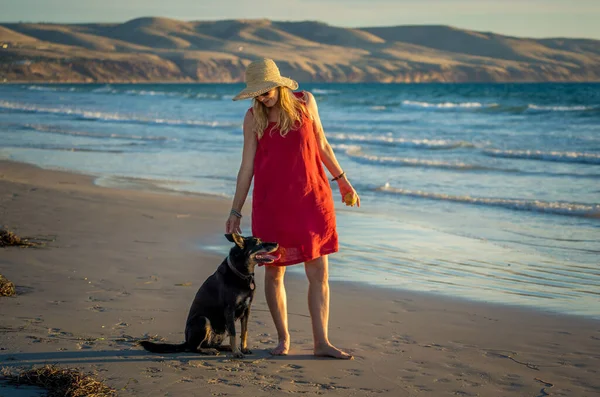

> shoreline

[
  {"left": 3, "top": 158, "right": 599, "bottom": 321},
  {"left": 1, "top": 159, "right": 600, "bottom": 396}
]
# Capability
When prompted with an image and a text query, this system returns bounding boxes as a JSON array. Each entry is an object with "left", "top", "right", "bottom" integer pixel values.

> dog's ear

[{"left": 225, "top": 233, "right": 245, "bottom": 249}]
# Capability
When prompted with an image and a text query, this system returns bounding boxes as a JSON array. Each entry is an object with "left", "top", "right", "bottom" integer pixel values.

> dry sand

[{"left": 0, "top": 160, "right": 599, "bottom": 396}]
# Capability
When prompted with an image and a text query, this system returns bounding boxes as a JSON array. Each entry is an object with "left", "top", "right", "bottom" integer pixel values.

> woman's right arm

[{"left": 226, "top": 109, "right": 257, "bottom": 234}]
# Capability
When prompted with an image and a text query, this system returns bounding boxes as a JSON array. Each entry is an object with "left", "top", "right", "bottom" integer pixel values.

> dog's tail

[{"left": 139, "top": 340, "right": 189, "bottom": 354}]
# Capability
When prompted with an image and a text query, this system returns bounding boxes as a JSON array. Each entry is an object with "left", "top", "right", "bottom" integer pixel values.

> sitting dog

[{"left": 139, "top": 233, "right": 279, "bottom": 358}]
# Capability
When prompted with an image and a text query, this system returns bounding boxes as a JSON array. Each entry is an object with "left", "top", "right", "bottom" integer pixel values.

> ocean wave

[
  {"left": 91, "top": 85, "right": 118, "bottom": 94},
  {"left": 328, "top": 133, "right": 473, "bottom": 150},
  {"left": 402, "top": 100, "right": 497, "bottom": 109},
  {"left": 527, "top": 104, "right": 598, "bottom": 112},
  {"left": 192, "top": 92, "right": 225, "bottom": 100},
  {"left": 484, "top": 149, "right": 600, "bottom": 165},
  {"left": 4, "top": 143, "right": 125, "bottom": 154},
  {"left": 311, "top": 89, "right": 341, "bottom": 95},
  {"left": 26, "top": 85, "right": 78, "bottom": 92},
  {"left": 343, "top": 147, "right": 493, "bottom": 171},
  {"left": 124, "top": 89, "right": 178, "bottom": 97},
  {"left": 79, "top": 85, "right": 227, "bottom": 100},
  {"left": 22, "top": 124, "right": 172, "bottom": 142},
  {"left": 400, "top": 100, "right": 599, "bottom": 114},
  {"left": 122, "top": 89, "right": 224, "bottom": 100},
  {"left": 0, "top": 100, "right": 239, "bottom": 129},
  {"left": 336, "top": 146, "right": 600, "bottom": 178},
  {"left": 376, "top": 183, "right": 600, "bottom": 218}
]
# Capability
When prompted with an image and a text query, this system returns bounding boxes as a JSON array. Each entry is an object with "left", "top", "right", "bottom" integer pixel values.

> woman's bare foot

[
  {"left": 270, "top": 339, "right": 290, "bottom": 356},
  {"left": 314, "top": 343, "right": 353, "bottom": 360}
]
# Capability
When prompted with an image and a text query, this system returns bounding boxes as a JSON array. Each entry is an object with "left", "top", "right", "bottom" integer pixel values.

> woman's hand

[
  {"left": 337, "top": 177, "right": 360, "bottom": 207},
  {"left": 225, "top": 214, "right": 242, "bottom": 234}
]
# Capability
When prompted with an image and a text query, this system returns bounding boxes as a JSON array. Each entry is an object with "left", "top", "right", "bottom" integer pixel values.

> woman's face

[{"left": 255, "top": 88, "right": 279, "bottom": 108}]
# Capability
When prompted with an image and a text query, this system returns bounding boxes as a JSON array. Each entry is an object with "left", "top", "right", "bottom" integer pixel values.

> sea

[{"left": 1, "top": 82, "right": 599, "bottom": 318}]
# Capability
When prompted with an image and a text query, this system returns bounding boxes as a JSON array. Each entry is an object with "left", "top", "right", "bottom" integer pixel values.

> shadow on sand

[{"left": 0, "top": 347, "right": 333, "bottom": 368}]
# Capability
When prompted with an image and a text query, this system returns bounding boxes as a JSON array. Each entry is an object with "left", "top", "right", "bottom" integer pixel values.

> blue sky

[{"left": 2, "top": 0, "right": 599, "bottom": 39}]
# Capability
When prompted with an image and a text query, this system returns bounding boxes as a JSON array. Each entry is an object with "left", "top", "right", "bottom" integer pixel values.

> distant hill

[{"left": 1, "top": 18, "right": 599, "bottom": 83}]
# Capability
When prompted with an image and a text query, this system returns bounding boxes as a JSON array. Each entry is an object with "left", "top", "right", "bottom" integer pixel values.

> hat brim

[{"left": 232, "top": 77, "right": 299, "bottom": 101}]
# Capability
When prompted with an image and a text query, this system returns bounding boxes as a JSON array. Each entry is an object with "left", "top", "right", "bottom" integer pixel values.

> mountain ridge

[{"left": 1, "top": 18, "right": 599, "bottom": 83}]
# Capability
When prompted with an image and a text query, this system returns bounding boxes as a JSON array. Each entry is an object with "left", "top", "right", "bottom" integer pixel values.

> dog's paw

[
  {"left": 198, "top": 348, "right": 220, "bottom": 356},
  {"left": 231, "top": 351, "right": 245, "bottom": 359},
  {"left": 241, "top": 348, "right": 252, "bottom": 355}
]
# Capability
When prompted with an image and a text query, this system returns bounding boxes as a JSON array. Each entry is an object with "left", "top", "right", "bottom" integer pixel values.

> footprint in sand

[
  {"left": 453, "top": 391, "right": 476, "bottom": 396},
  {"left": 188, "top": 361, "right": 216, "bottom": 371},
  {"left": 144, "top": 366, "right": 162, "bottom": 378},
  {"left": 343, "top": 368, "right": 362, "bottom": 376},
  {"left": 422, "top": 342, "right": 447, "bottom": 351},
  {"left": 281, "top": 364, "right": 303, "bottom": 370},
  {"left": 76, "top": 342, "right": 94, "bottom": 350},
  {"left": 390, "top": 333, "right": 417, "bottom": 345},
  {"left": 47, "top": 328, "right": 74, "bottom": 338}
]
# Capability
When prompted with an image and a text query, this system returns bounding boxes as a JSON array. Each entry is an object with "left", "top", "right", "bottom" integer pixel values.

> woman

[{"left": 225, "top": 58, "right": 359, "bottom": 359}]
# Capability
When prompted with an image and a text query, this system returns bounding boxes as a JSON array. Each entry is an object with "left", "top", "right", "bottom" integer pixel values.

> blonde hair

[{"left": 252, "top": 87, "right": 306, "bottom": 139}]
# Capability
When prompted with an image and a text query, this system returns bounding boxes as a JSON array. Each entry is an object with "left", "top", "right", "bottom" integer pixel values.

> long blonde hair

[{"left": 252, "top": 87, "right": 306, "bottom": 139}]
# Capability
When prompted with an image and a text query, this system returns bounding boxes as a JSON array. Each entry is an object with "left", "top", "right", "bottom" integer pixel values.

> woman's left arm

[{"left": 304, "top": 91, "right": 360, "bottom": 207}]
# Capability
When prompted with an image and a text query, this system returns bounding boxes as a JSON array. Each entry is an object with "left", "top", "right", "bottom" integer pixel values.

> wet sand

[{"left": 1, "top": 160, "right": 599, "bottom": 396}]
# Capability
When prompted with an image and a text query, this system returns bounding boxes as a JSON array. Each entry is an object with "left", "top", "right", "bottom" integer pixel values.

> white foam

[
  {"left": 311, "top": 89, "right": 341, "bottom": 95},
  {"left": 0, "top": 101, "right": 238, "bottom": 128},
  {"left": 402, "top": 100, "right": 495, "bottom": 109},
  {"left": 24, "top": 124, "right": 171, "bottom": 141},
  {"left": 484, "top": 149, "right": 600, "bottom": 165},
  {"left": 527, "top": 104, "right": 595, "bottom": 112},
  {"left": 328, "top": 132, "right": 472, "bottom": 150},
  {"left": 345, "top": 149, "right": 484, "bottom": 170},
  {"left": 377, "top": 184, "right": 600, "bottom": 218},
  {"left": 26, "top": 85, "right": 77, "bottom": 92}
]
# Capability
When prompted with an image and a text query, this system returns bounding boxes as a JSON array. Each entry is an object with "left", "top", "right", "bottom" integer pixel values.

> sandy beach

[{"left": 1, "top": 159, "right": 599, "bottom": 397}]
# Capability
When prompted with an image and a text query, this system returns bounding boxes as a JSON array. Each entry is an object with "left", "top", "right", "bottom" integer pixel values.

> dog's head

[{"left": 225, "top": 233, "right": 280, "bottom": 270}]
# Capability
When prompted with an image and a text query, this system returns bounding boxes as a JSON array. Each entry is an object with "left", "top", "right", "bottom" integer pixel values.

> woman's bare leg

[
  {"left": 264, "top": 265, "right": 290, "bottom": 355},
  {"left": 305, "top": 256, "right": 353, "bottom": 359}
]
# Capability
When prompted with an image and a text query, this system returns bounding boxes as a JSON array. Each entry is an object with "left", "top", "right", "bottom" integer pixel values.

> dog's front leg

[
  {"left": 225, "top": 308, "right": 243, "bottom": 358},
  {"left": 240, "top": 306, "right": 252, "bottom": 354}
]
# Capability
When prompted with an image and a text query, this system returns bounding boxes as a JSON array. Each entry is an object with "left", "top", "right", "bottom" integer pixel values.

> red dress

[{"left": 251, "top": 92, "right": 338, "bottom": 266}]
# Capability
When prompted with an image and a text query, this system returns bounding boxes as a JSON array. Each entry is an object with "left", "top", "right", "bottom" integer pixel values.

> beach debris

[
  {"left": 0, "top": 229, "right": 41, "bottom": 247},
  {"left": 0, "top": 274, "right": 16, "bottom": 296},
  {"left": 0, "top": 365, "right": 116, "bottom": 396}
]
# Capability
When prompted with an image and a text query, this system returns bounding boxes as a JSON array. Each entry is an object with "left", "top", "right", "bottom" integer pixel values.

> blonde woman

[{"left": 226, "top": 58, "right": 359, "bottom": 359}]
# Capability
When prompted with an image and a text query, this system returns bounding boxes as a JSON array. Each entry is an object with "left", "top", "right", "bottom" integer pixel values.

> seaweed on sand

[
  {"left": 0, "top": 229, "right": 41, "bottom": 247},
  {"left": 1, "top": 365, "right": 117, "bottom": 397},
  {"left": 0, "top": 274, "right": 16, "bottom": 296}
]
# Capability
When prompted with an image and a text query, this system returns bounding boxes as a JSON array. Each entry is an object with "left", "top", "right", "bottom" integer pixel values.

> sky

[{"left": 2, "top": 0, "right": 600, "bottom": 39}]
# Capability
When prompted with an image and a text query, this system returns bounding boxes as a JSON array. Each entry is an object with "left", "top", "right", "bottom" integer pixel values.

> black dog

[{"left": 139, "top": 233, "right": 279, "bottom": 358}]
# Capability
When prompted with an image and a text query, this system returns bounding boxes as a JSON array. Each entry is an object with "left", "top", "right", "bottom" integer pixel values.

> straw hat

[{"left": 233, "top": 58, "right": 298, "bottom": 101}]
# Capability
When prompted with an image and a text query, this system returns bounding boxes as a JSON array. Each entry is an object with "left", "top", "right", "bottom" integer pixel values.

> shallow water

[{"left": 1, "top": 82, "right": 599, "bottom": 318}]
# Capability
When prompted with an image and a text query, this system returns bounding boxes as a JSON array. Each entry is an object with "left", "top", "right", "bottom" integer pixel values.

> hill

[{"left": 1, "top": 18, "right": 599, "bottom": 83}]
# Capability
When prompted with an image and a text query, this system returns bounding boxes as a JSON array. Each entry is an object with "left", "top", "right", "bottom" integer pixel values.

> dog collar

[{"left": 227, "top": 255, "right": 255, "bottom": 287}]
